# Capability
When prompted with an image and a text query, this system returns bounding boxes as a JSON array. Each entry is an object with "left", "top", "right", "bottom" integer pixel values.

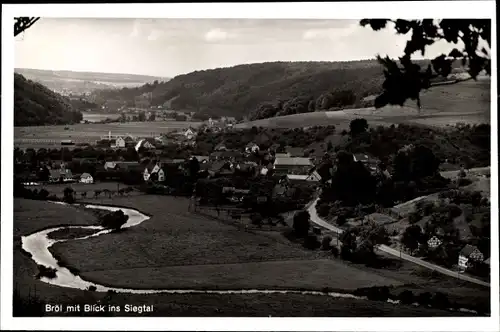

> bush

[
  {"left": 276, "top": 215, "right": 286, "bottom": 225},
  {"left": 293, "top": 210, "right": 310, "bottom": 238},
  {"left": 447, "top": 204, "right": 462, "bottom": 219},
  {"left": 250, "top": 213, "right": 263, "bottom": 226},
  {"left": 303, "top": 234, "right": 321, "bottom": 250},
  {"left": 417, "top": 292, "right": 433, "bottom": 306},
  {"left": 457, "top": 178, "right": 472, "bottom": 186},
  {"left": 63, "top": 187, "right": 75, "bottom": 204},
  {"left": 36, "top": 265, "right": 57, "bottom": 279},
  {"left": 398, "top": 290, "right": 415, "bottom": 305},
  {"left": 431, "top": 292, "right": 450, "bottom": 309},
  {"left": 331, "top": 245, "right": 340, "bottom": 257},
  {"left": 321, "top": 236, "right": 333, "bottom": 250},
  {"left": 100, "top": 210, "right": 129, "bottom": 230},
  {"left": 421, "top": 202, "right": 435, "bottom": 216},
  {"left": 317, "top": 202, "right": 331, "bottom": 217},
  {"left": 354, "top": 286, "right": 390, "bottom": 302},
  {"left": 38, "top": 189, "right": 50, "bottom": 200},
  {"left": 336, "top": 214, "right": 347, "bottom": 226},
  {"left": 47, "top": 194, "right": 59, "bottom": 201}
]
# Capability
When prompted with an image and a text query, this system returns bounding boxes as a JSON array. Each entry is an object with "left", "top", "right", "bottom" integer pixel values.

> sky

[{"left": 15, "top": 18, "right": 459, "bottom": 78}]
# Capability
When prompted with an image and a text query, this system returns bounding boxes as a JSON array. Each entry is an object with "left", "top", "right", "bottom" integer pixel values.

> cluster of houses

[
  {"left": 425, "top": 235, "right": 490, "bottom": 272},
  {"left": 95, "top": 127, "right": 199, "bottom": 150}
]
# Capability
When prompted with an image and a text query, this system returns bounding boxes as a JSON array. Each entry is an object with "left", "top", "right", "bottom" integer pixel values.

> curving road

[{"left": 307, "top": 197, "right": 490, "bottom": 288}]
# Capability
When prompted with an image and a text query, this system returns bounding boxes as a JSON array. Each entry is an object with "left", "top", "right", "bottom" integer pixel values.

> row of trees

[{"left": 248, "top": 90, "right": 360, "bottom": 121}]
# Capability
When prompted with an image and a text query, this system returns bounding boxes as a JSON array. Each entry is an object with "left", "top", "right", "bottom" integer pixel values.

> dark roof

[
  {"left": 49, "top": 169, "right": 72, "bottom": 178},
  {"left": 286, "top": 147, "right": 305, "bottom": 157},
  {"left": 274, "top": 157, "right": 312, "bottom": 166},
  {"left": 460, "top": 244, "right": 480, "bottom": 257},
  {"left": 211, "top": 161, "right": 230, "bottom": 172}
]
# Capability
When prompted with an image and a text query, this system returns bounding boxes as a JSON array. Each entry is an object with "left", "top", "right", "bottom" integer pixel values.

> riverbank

[{"left": 13, "top": 197, "right": 488, "bottom": 316}]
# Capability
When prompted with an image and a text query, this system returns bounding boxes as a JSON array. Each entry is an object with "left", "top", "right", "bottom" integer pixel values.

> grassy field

[
  {"left": 14, "top": 197, "right": 490, "bottom": 316},
  {"left": 236, "top": 79, "right": 490, "bottom": 130},
  {"left": 14, "top": 120, "right": 203, "bottom": 148}
]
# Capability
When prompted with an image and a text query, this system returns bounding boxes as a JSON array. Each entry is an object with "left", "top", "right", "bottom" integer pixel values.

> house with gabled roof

[
  {"left": 273, "top": 157, "right": 313, "bottom": 175},
  {"left": 427, "top": 235, "right": 442, "bottom": 250},
  {"left": 353, "top": 152, "right": 380, "bottom": 174},
  {"left": 112, "top": 137, "right": 126, "bottom": 148},
  {"left": 80, "top": 173, "right": 94, "bottom": 184},
  {"left": 245, "top": 142, "right": 260, "bottom": 154},
  {"left": 183, "top": 127, "right": 197, "bottom": 139},
  {"left": 458, "top": 244, "right": 484, "bottom": 270},
  {"left": 135, "top": 139, "right": 156, "bottom": 152},
  {"left": 49, "top": 168, "right": 73, "bottom": 183}
]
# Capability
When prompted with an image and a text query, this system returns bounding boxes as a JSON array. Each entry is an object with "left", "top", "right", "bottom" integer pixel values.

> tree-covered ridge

[
  {"left": 14, "top": 73, "right": 83, "bottom": 126},
  {"left": 91, "top": 60, "right": 389, "bottom": 117}
]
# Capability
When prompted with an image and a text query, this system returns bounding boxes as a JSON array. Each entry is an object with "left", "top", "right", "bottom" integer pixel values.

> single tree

[
  {"left": 63, "top": 187, "right": 75, "bottom": 204},
  {"left": 293, "top": 210, "right": 310, "bottom": 237},
  {"left": 360, "top": 19, "right": 491, "bottom": 111},
  {"left": 349, "top": 118, "right": 369, "bottom": 137},
  {"left": 402, "top": 224, "right": 423, "bottom": 254}
]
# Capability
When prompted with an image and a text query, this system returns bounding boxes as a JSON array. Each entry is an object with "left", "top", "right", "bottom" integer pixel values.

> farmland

[
  {"left": 13, "top": 195, "right": 490, "bottom": 316},
  {"left": 14, "top": 120, "right": 202, "bottom": 148},
  {"left": 236, "top": 78, "right": 490, "bottom": 130}
]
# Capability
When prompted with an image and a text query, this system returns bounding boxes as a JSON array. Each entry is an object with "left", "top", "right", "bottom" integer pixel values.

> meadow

[
  {"left": 14, "top": 120, "right": 202, "bottom": 148},
  {"left": 236, "top": 79, "right": 490, "bottom": 129},
  {"left": 13, "top": 196, "right": 490, "bottom": 316}
]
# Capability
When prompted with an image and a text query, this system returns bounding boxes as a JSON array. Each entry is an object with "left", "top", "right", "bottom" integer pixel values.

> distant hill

[
  {"left": 90, "top": 60, "right": 466, "bottom": 119},
  {"left": 14, "top": 68, "right": 169, "bottom": 95},
  {"left": 14, "top": 73, "right": 83, "bottom": 126}
]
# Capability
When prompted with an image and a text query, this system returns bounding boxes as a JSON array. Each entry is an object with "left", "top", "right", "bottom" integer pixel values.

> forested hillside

[
  {"left": 14, "top": 74, "right": 83, "bottom": 126},
  {"left": 91, "top": 60, "right": 389, "bottom": 118}
]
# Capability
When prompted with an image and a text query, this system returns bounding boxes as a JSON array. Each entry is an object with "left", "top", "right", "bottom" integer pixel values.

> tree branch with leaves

[
  {"left": 360, "top": 19, "right": 491, "bottom": 109},
  {"left": 14, "top": 17, "right": 40, "bottom": 37}
]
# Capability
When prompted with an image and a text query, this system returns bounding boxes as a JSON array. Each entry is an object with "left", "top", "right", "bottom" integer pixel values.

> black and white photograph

[{"left": 1, "top": 2, "right": 498, "bottom": 331}]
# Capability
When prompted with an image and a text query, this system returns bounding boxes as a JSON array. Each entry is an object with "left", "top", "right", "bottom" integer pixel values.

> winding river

[
  {"left": 21, "top": 202, "right": 363, "bottom": 299},
  {"left": 20, "top": 202, "right": 478, "bottom": 314}
]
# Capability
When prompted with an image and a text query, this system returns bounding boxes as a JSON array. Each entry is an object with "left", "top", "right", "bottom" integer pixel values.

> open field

[
  {"left": 14, "top": 196, "right": 490, "bottom": 316},
  {"left": 14, "top": 121, "right": 202, "bottom": 148},
  {"left": 236, "top": 79, "right": 490, "bottom": 129}
]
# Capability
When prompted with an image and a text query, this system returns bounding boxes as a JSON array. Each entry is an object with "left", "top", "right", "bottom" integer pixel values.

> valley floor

[{"left": 13, "top": 197, "right": 489, "bottom": 316}]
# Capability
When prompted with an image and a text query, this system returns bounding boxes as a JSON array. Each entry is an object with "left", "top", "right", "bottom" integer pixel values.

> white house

[
  {"left": 184, "top": 128, "right": 196, "bottom": 138},
  {"left": 135, "top": 139, "right": 156, "bottom": 152},
  {"left": 158, "top": 168, "right": 165, "bottom": 182},
  {"left": 104, "top": 161, "right": 117, "bottom": 170},
  {"left": 427, "top": 236, "right": 442, "bottom": 250},
  {"left": 144, "top": 163, "right": 163, "bottom": 182},
  {"left": 245, "top": 142, "right": 260, "bottom": 154},
  {"left": 143, "top": 168, "right": 151, "bottom": 181},
  {"left": 80, "top": 173, "right": 94, "bottom": 184},
  {"left": 306, "top": 171, "right": 322, "bottom": 182},
  {"left": 458, "top": 244, "right": 484, "bottom": 270},
  {"left": 112, "top": 137, "right": 126, "bottom": 148}
]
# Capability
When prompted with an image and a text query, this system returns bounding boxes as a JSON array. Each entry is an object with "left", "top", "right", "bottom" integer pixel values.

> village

[{"left": 14, "top": 119, "right": 491, "bottom": 282}]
